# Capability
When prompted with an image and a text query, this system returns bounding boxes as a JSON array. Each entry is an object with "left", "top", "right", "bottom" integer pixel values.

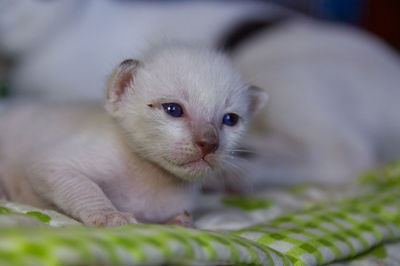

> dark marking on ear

[
  {"left": 114, "top": 58, "right": 142, "bottom": 93},
  {"left": 120, "top": 59, "right": 135, "bottom": 67},
  {"left": 119, "top": 59, "right": 142, "bottom": 71},
  {"left": 105, "top": 58, "right": 143, "bottom": 112}
]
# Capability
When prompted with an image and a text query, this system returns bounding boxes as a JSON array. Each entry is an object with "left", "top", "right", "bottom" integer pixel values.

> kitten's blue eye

[
  {"left": 162, "top": 103, "right": 184, "bottom": 117},
  {"left": 222, "top": 113, "right": 239, "bottom": 126}
]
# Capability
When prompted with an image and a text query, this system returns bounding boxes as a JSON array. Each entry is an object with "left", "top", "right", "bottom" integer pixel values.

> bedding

[{"left": 0, "top": 160, "right": 399, "bottom": 266}]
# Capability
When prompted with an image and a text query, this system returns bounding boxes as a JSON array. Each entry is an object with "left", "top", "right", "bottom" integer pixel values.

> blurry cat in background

[{"left": 230, "top": 20, "right": 400, "bottom": 186}]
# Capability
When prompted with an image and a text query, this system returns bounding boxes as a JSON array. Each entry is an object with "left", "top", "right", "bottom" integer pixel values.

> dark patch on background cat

[{"left": 218, "top": 16, "right": 289, "bottom": 54}]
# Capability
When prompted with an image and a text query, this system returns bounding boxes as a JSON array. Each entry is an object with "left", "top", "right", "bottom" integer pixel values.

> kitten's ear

[
  {"left": 248, "top": 85, "right": 269, "bottom": 115},
  {"left": 106, "top": 59, "right": 142, "bottom": 113}
]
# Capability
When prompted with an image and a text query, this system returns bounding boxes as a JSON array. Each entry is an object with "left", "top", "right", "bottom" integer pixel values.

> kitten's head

[{"left": 105, "top": 45, "right": 267, "bottom": 181}]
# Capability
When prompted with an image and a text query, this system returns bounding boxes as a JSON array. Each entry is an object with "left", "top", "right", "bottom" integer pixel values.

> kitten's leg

[{"left": 26, "top": 161, "right": 137, "bottom": 227}]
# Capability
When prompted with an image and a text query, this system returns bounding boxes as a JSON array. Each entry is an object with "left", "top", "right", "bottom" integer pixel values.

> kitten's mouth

[
  {"left": 162, "top": 155, "right": 217, "bottom": 181},
  {"left": 179, "top": 157, "right": 212, "bottom": 168},
  {"left": 162, "top": 155, "right": 216, "bottom": 174}
]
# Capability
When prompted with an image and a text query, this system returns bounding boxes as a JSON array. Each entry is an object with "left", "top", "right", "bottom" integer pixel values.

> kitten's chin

[{"left": 164, "top": 159, "right": 216, "bottom": 181}]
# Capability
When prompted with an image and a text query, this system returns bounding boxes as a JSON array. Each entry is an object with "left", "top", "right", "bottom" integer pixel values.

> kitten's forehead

[{"left": 141, "top": 46, "right": 249, "bottom": 117}]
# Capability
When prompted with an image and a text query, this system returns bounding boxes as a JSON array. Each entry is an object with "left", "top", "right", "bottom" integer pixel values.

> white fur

[
  {"left": 233, "top": 19, "right": 400, "bottom": 185},
  {"left": 3, "top": 1, "right": 400, "bottom": 187},
  {"left": 0, "top": 45, "right": 266, "bottom": 225}
]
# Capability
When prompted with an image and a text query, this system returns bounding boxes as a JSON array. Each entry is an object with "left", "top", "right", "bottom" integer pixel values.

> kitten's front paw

[
  {"left": 167, "top": 211, "right": 194, "bottom": 228},
  {"left": 83, "top": 211, "right": 138, "bottom": 227}
]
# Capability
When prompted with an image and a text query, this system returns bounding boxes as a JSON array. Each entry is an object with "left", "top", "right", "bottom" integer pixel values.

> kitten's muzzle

[{"left": 194, "top": 124, "right": 219, "bottom": 156}]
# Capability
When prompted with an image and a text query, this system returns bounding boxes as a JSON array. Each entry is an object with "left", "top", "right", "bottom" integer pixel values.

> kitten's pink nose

[
  {"left": 196, "top": 140, "right": 219, "bottom": 156},
  {"left": 195, "top": 126, "right": 219, "bottom": 156}
]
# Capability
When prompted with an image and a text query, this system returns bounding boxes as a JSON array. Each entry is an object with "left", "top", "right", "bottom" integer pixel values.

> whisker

[
  {"left": 228, "top": 150, "right": 260, "bottom": 159},
  {"left": 220, "top": 157, "right": 243, "bottom": 175},
  {"left": 229, "top": 149, "right": 259, "bottom": 155}
]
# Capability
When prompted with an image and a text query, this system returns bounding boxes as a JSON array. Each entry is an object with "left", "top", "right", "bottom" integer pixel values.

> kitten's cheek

[{"left": 203, "top": 154, "right": 221, "bottom": 168}]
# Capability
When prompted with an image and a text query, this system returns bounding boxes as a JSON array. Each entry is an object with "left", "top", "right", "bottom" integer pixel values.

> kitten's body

[
  {"left": 0, "top": 103, "right": 196, "bottom": 223},
  {"left": 0, "top": 45, "right": 266, "bottom": 226}
]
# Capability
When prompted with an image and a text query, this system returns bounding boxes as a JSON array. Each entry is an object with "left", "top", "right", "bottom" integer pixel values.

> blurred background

[
  {"left": 0, "top": 0, "right": 399, "bottom": 100},
  {"left": 271, "top": 0, "right": 400, "bottom": 50}
]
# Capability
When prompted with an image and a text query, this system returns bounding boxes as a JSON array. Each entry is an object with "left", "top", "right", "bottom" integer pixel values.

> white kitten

[
  {"left": 4, "top": 0, "right": 399, "bottom": 187},
  {"left": 0, "top": 45, "right": 267, "bottom": 226}
]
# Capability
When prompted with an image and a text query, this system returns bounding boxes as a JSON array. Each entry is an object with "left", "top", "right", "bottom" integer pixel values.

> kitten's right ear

[{"left": 106, "top": 59, "right": 142, "bottom": 113}]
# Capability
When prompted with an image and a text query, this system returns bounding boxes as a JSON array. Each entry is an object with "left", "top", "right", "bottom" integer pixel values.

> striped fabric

[
  {"left": 0, "top": 225, "right": 290, "bottom": 266},
  {"left": 0, "top": 160, "right": 399, "bottom": 266},
  {"left": 234, "top": 187, "right": 400, "bottom": 265}
]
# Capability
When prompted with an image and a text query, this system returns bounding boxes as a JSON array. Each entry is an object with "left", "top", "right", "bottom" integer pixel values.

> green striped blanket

[{"left": 0, "top": 160, "right": 399, "bottom": 266}]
